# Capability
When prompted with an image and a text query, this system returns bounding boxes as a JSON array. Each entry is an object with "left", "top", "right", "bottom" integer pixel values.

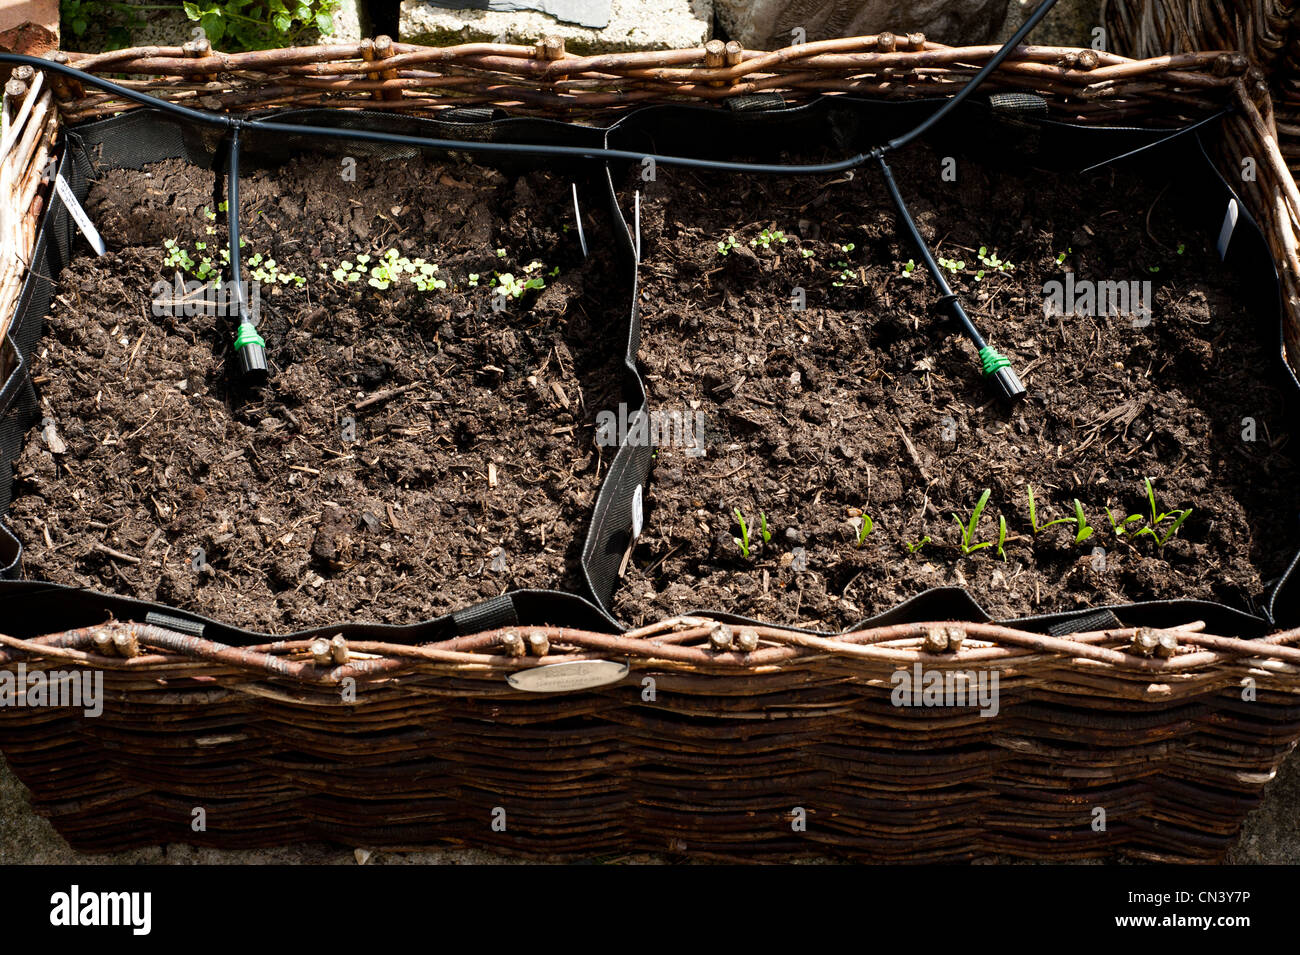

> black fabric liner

[{"left": 0, "top": 97, "right": 1295, "bottom": 646}]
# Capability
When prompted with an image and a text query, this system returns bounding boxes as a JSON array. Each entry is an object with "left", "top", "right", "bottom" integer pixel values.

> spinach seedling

[
  {"left": 1132, "top": 478, "right": 1193, "bottom": 548},
  {"left": 996, "top": 516, "right": 1008, "bottom": 561},
  {"left": 1071, "top": 500, "right": 1094, "bottom": 543},
  {"left": 1026, "top": 484, "right": 1073, "bottom": 535},
  {"left": 855, "top": 512, "right": 875, "bottom": 549},
  {"left": 952, "top": 489, "right": 993, "bottom": 555},
  {"left": 759, "top": 512, "right": 772, "bottom": 546},
  {"left": 906, "top": 535, "right": 932, "bottom": 554},
  {"left": 734, "top": 508, "right": 753, "bottom": 558},
  {"left": 1105, "top": 506, "right": 1143, "bottom": 537}
]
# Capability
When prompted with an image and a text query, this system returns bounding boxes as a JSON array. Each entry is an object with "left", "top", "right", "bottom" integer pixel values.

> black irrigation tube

[{"left": 1, "top": 0, "right": 1066, "bottom": 398}]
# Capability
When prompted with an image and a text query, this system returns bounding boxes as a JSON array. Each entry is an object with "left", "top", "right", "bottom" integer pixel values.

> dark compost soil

[
  {"left": 9, "top": 152, "right": 623, "bottom": 633},
  {"left": 613, "top": 143, "right": 1300, "bottom": 631}
]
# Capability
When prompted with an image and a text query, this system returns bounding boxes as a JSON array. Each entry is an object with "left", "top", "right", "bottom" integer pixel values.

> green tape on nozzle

[
  {"left": 233, "top": 322, "right": 267, "bottom": 378},
  {"left": 979, "top": 345, "right": 1011, "bottom": 376},
  {"left": 978, "top": 345, "right": 1026, "bottom": 402}
]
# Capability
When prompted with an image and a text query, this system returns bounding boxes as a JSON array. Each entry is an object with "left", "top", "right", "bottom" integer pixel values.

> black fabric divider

[{"left": 1, "top": 96, "right": 1295, "bottom": 646}]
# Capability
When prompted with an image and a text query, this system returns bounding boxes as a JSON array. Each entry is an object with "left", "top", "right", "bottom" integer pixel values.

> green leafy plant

[
  {"left": 937, "top": 255, "right": 965, "bottom": 275},
  {"left": 1054, "top": 248, "right": 1070, "bottom": 265},
  {"left": 1131, "top": 478, "right": 1193, "bottom": 548},
  {"left": 181, "top": 0, "right": 339, "bottom": 52},
  {"left": 831, "top": 243, "right": 857, "bottom": 287},
  {"left": 759, "top": 512, "right": 772, "bottom": 546},
  {"left": 750, "top": 228, "right": 788, "bottom": 250},
  {"left": 906, "top": 535, "right": 932, "bottom": 554},
  {"left": 800, "top": 248, "right": 816, "bottom": 259},
  {"left": 996, "top": 516, "right": 1008, "bottom": 561},
  {"left": 716, "top": 235, "right": 738, "bottom": 256},
  {"left": 952, "top": 489, "right": 993, "bottom": 556},
  {"left": 733, "top": 508, "right": 753, "bottom": 558},
  {"left": 247, "top": 251, "right": 305, "bottom": 287},
  {"left": 902, "top": 259, "right": 917, "bottom": 275},
  {"left": 855, "top": 512, "right": 875, "bottom": 549}
]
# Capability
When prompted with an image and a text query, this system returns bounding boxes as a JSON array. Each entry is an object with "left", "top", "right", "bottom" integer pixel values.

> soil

[
  {"left": 9, "top": 151, "right": 622, "bottom": 633},
  {"left": 613, "top": 144, "right": 1300, "bottom": 631}
]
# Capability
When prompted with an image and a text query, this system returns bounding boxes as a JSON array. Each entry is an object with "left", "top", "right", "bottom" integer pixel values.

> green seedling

[
  {"left": 1105, "top": 507, "right": 1143, "bottom": 537},
  {"left": 1054, "top": 249, "right": 1070, "bottom": 265},
  {"left": 996, "top": 516, "right": 1008, "bottom": 561},
  {"left": 1026, "top": 484, "right": 1073, "bottom": 535},
  {"left": 902, "top": 259, "right": 916, "bottom": 275},
  {"left": 855, "top": 512, "right": 875, "bottom": 549},
  {"left": 800, "top": 248, "right": 816, "bottom": 259},
  {"left": 493, "top": 272, "right": 546, "bottom": 299},
  {"left": 1132, "top": 478, "right": 1193, "bottom": 548},
  {"left": 750, "top": 228, "right": 788, "bottom": 250},
  {"left": 759, "top": 512, "right": 772, "bottom": 545},
  {"left": 717, "top": 235, "right": 738, "bottom": 256},
  {"left": 937, "top": 255, "right": 964, "bottom": 275},
  {"left": 974, "top": 246, "right": 1014, "bottom": 282},
  {"left": 734, "top": 508, "right": 753, "bottom": 558},
  {"left": 952, "top": 489, "right": 993, "bottom": 555},
  {"left": 1071, "top": 499, "right": 1094, "bottom": 543},
  {"left": 906, "top": 535, "right": 932, "bottom": 554}
]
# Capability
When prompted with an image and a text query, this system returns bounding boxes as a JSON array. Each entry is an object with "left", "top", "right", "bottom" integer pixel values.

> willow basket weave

[{"left": 2, "top": 34, "right": 1300, "bottom": 862}]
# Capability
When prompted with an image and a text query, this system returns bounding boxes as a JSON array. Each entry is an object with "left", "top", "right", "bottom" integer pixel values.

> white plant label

[
  {"left": 55, "top": 175, "right": 106, "bottom": 256},
  {"left": 1217, "top": 197, "right": 1238, "bottom": 260},
  {"left": 631, "top": 483, "right": 644, "bottom": 540},
  {"left": 507, "top": 660, "right": 630, "bottom": 693}
]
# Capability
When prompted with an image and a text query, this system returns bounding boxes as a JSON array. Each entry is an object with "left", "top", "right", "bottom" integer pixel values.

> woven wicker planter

[{"left": 2, "top": 33, "right": 1300, "bottom": 862}]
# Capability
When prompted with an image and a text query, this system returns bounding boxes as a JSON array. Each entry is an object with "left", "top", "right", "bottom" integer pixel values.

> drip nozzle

[
  {"left": 979, "top": 345, "right": 1026, "bottom": 403},
  {"left": 234, "top": 322, "right": 267, "bottom": 379}
]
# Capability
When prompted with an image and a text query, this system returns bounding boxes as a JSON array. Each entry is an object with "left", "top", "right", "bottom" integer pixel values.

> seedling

[
  {"left": 831, "top": 243, "right": 857, "bottom": 287},
  {"left": 717, "top": 235, "right": 738, "bottom": 256},
  {"left": 750, "top": 228, "right": 788, "bottom": 250},
  {"left": 906, "top": 535, "right": 932, "bottom": 554},
  {"left": 733, "top": 508, "right": 753, "bottom": 558},
  {"left": 974, "top": 246, "right": 1014, "bottom": 282},
  {"left": 800, "top": 248, "right": 816, "bottom": 259},
  {"left": 855, "top": 512, "right": 875, "bottom": 549},
  {"left": 1132, "top": 478, "right": 1193, "bottom": 548},
  {"left": 996, "top": 516, "right": 1008, "bottom": 561},
  {"left": 952, "top": 489, "right": 993, "bottom": 555},
  {"left": 493, "top": 272, "right": 546, "bottom": 299},
  {"left": 759, "top": 512, "right": 772, "bottom": 545},
  {"left": 1026, "top": 484, "right": 1073, "bottom": 535},
  {"left": 1105, "top": 506, "right": 1143, "bottom": 537},
  {"left": 937, "top": 255, "right": 964, "bottom": 275},
  {"left": 1054, "top": 248, "right": 1070, "bottom": 265},
  {"left": 902, "top": 259, "right": 916, "bottom": 275},
  {"left": 1071, "top": 499, "right": 1094, "bottom": 543}
]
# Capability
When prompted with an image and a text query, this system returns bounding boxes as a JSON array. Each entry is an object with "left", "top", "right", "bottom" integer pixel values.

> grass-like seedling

[
  {"left": 996, "top": 516, "right": 1008, "bottom": 561},
  {"left": 759, "top": 512, "right": 772, "bottom": 545},
  {"left": 952, "top": 489, "right": 993, "bottom": 555},
  {"left": 906, "top": 535, "right": 932, "bottom": 554},
  {"left": 1071, "top": 500, "right": 1094, "bottom": 543},
  {"left": 734, "top": 508, "right": 752, "bottom": 559},
  {"left": 855, "top": 512, "right": 875, "bottom": 549},
  {"left": 750, "top": 228, "right": 788, "bottom": 250},
  {"left": 1132, "top": 478, "right": 1193, "bottom": 548},
  {"left": 1104, "top": 506, "right": 1143, "bottom": 537},
  {"left": 1026, "top": 484, "right": 1073, "bottom": 535}
]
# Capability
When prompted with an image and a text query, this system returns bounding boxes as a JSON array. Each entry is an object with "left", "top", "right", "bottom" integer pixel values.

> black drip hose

[
  {"left": 225, "top": 124, "right": 266, "bottom": 378},
  {"left": 875, "top": 152, "right": 1025, "bottom": 402}
]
